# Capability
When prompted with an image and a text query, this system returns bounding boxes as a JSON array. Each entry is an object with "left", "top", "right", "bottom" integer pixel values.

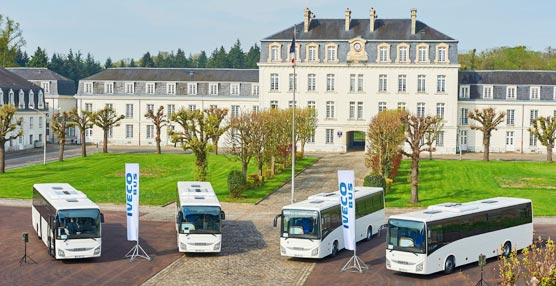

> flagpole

[{"left": 291, "top": 26, "right": 296, "bottom": 204}]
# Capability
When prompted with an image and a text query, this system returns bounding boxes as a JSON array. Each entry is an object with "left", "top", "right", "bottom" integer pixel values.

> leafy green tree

[
  {"left": 51, "top": 111, "right": 74, "bottom": 161},
  {"left": 295, "top": 107, "right": 318, "bottom": 157},
  {"left": 529, "top": 116, "right": 556, "bottom": 163},
  {"left": 208, "top": 46, "right": 229, "bottom": 68},
  {"left": 69, "top": 108, "right": 94, "bottom": 157},
  {"left": 48, "top": 53, "right": 64, "bottom": 73},
  {"left": 175, "top": 49, "right": 188, "bottom": 67},
  {"left": 229, "top": 110, "right": 256, "bottom": 178},
  {"left": 92, "top": 106, "right": 125, "bottom": 153},
  {"left": 196, "top": 51, "right": 208, "bottom": 68},
  {"left": 0, "top": 104, "right": 23, "bottom": 173},
  {"left": 206, "top": 107, "right": 229, "bottom": 155},
  {"left": 104, "top": 57, "right": 113, "bottom": 69},
  {"left": 245, "top": 44, "right": 260, "bottom": 69},
  {"left": 468, "top": 107, "right": 505, "bottom": 162},
  {"left": 28, "top": 47, "right": 49, "bottom": 67},
  {"left": 129, "top": 58, "right": 136, "bottom": 67},
  {"left": 400, "top": 114, "right": 440, "bottom": 204},
  {"left": 228, "top": 39, "right": 245, "bottom": 68},
  {"left": 144, "top": 105, "right": 168, "bottom": 154},
  {"left": 15, "top": 48, "right": 28, "bottom": 67},
  {"left": 0, "top": 15, "right": 25, "bottom": 67},
  {"left": 140, "top": 52, "right": 155, "bottom": 67}
]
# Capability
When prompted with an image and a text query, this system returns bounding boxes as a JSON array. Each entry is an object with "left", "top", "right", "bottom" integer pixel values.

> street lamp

[{"left": 31, "top": 108, "right": 47, "bottom": 165}]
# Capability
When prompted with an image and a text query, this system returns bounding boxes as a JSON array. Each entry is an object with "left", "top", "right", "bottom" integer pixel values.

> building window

[
  {"left": 326, "top": 45, "right": 337, "bottom": 62},
  {"left": 252, "top": 84, "right": 259, "bottom": 96},
  {"left": 125, "top": 82, "right": 134, "bottom": 94},
  {"left": 483, "top": 86, "right": 492, "bottom": 99},
  {"left": 378, "top": 102, "right": 387, "bottom": 112},
  {"left": 18, "top": 90, "right": 25, "bottom": 109},
  {"left": 85, "top": 103, "right": 93, "bottom": 112},
  {"left": 231, "top": 105, "right": 240, "bottom": 118},
  {"left": 349, "top": 102, "right": 355, "bottom": 119},
  {"left": 84, "top": 82, "right": 93, "bottom": 94},
  {"left": 435, "top": 44, "right": 449, "bottom": 64},
  {"left": 126, "top": 104, "right": 134, "bottom": 119},
  {"left": 379, "top": 75, "right": 388, "bottom": 92},
  {"left": 357, "top": 102, "right": 363, "bottom": 119},
  {"left": 417, "top": 102, "right": 426, "bottom": 118},
  {"left": 41, "top": 82, "right": 50, "bottom": 94},
  {"left": 436, "top": 103, "right": 445, "bottom": 119},
  {"left": 125, "top": 125, "right": 133, "bottom": 138},
  {"left": 308, "top": 133, "right": 315, "bottom": 144},
  {"left": 357, "top": 74, "right": 363, "bottom": 92},
  {"left": 209, "top": 83, "right": 218, "bottom": 95},
  {"left": 326, "top": 101, "right": 335, "bottom": 119},
  {"left": 530, "top": 110, "right": 538, "bottom": 124},
  {"left": 231, "top": 84, "right": 240, "bottom": 95},
  {"left": 398, "top": 75, "right": 407, "bottom": 92},
  {"left": 307, "top": 44, "right": 318, "bottom": 62},
  {"left": 507, "top": 86, "right": 517, "bottom": 99},
  {"left": 270, "top": 74, "right": 279, "bottom": 91},
  {"left": 460, "top": 85, "right": 470, "bottom": 98},
  {"left": 29, "top": 117, "right": 34, "bottom": 129},
  {"left": 378, "top": 45, "right": 390, "bottom": 63},
  {"left": 188, "top": 104, "right": 196, "bottom": 111},
  {"left": 417, "top": 45, "right": 428, "bottom": 63},
  {"left": 288, "top": 100, "right": 297, "bottom": 109},
  {"left": 326, "top": 74, "right": 335, "bottom": 92},
  {"left": 397, "top": 45, "right": 409, "bottom": 63},
  {"left": 146, "top": 82, "right": 155, "bottom": 94},
  {"left": 167, "top": 83, "right": 176, "bottom": 95},
  {"left": 271, "top": 46, "right": 279, "bottom": 62},
  {"left": 507, "top": 109, "right": 515, "bottom": 125},
  {"left": 270, "top": 100, "right": 278, "bottom": 109},
  {"left": 436, "top": 75, "right": 446, "bottom": 93},
  {"left": 417, "top": 75, "right": 426, "bottom": 93},
  {"left": 530, "top": 86, "right": 540, "bottom": 100},
  {"left": 147, "top": 104, "right": 154, "bottom": 111},
  {"left": 461, "top": 108, "right": 469, "bottom": 125},
  {"left": 28, "top": 90, "right": 35, "bottom": 108},
  {"left": 307, "top": 74, "right": 316, "bottom": 91},
  {"left": 104, "top": 82, "right": 114, "bottom": 94},
  {"left": 349, "top": 74, "right": 363, "bottom": 92},
  {"left": 307, "top": 101, "right": 316, "bottom": 109},
  {"left": 37, "top": 91, "right": 44, "bottom": 108},
  {"left": 326, "top": 129, "right": 334, "bottom": 144},
  {"left": 146, "top": 125, "right": 154, "bottom": 139},
  {"left": 289, "top": 73, "right": 297, "bottom": 92},
  {"left": 38, "top": 116, "right": 43, "bottom": 129},
  {"left": 252, "top": 106, "right": 259, "bottom": 113},
  {"left": 437, "top": 131, "right": 444, "bottom": 146},
  {"left": 398, "top": 102, "right": 406, "bottom": 110},
  {"left": 460, "top": 130, "right": 467, "bottom": 145},
  {"left": 530, "top": 132, "right": 538, "bottom": 147},
  {"left": 506, "top": 131, "right": 514, "bottom": 145},
  {"left": 167, "top": 104, "right": 175, "bottom": 117},
  {"left": 187, "top": 83, "right": 197, "bottom": 95}
]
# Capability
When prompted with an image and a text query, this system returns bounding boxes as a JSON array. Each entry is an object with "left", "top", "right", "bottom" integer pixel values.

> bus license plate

[{"left": 75, "top": 255, "right": 84, "bottom": 258}]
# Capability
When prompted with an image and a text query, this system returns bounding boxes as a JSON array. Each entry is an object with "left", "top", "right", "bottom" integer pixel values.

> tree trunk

[
  {"left": 194, "top": 151, "right": 207, "bottom": 181},
  {"left": 483, "top": 133, "right": 490, "bottom": 162},
  {"left": 241, "top": 161, "right": 248, "bottom": 179},
  {"left": 80, "top": 130, "right": 87, "bottom": 157},
  {"left": 410, "top": 156, "right": 420, "bottom": 204},
  {"left": 214, "top": 142, "right": 219, "bottom": 155},
  {"left": 156, "top": 136, "right": 161, "bottom": 154},
  {"left": 429, "top": 150, "right": 433, "bottom": 160},
  {"left": 257, "top": 160, "right": 264, "bottom": 178},
  {"left": 58, "top": 142, "right": 65, "bottom": 162},
  {"left": 103, "top": 130, "right": 108, "bottom": 153},
  {"left": 0, "top": 143, "right": 5, "bottom": 173},
  {"left": 547, "top": 145, "right": 553, "bottom": 163}
]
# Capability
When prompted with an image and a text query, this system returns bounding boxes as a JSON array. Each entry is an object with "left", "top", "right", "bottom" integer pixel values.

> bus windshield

[
  {"left": 56, "top": 209, "right": 101, "bottom": 240},
  {"left": 179, "top": 206, "right": 222, "bottom": 234},
  {"left": 282, "top": 209, "right": 320, "bottom": 240},
  {"left": 387, "top": 219, "right": 426, "bottom": 254}
]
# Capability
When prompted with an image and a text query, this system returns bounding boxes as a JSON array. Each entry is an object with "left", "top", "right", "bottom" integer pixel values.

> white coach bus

[
  {"left": 386, "top": 197, "right": 533, "bottom": 275},
  {"left": 175, "top": 181, "right": 225, "bottom": 253},
  {"left": 273, "top": 187, "right": 385, "bottom": 259},
  {"left": 32, "top": 183, "right": 104, "bottom": 259}
]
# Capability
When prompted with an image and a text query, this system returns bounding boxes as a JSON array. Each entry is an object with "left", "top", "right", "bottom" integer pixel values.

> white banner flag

[
  {"left": 125, "top": 163, "right": 139, "bottom": 241},
  {"left": 338, "top": 170, "right": 355, "bottom": 250}
]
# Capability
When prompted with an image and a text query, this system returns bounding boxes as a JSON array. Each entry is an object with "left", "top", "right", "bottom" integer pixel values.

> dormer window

[
  {"left": 0, "top": 89, "right": 3, "bottom": 106},
  {"left": 252, "top": 84, "right": 259, "bottom": 96},
  {"left": 435, "top": 43, "right": 450, "bottom": 64},
  {"left": 325, "top": 43, "right": 338, "bottom": 63},
  {"left": 209, "top": 83, "right": 218, "bottom": 95},
  {"left": 41, "top": 82, "right": 50, "bottom": 94},
  {"left": 230, "top": 83, "right": 240, "bottom": 95},
  {"left": 146, "top": 82, "right": 155, "bottom": 94},
  {"left": 416, "top": 44, "right": 429, "bottom": 63},
  {"left": 9, "top": 89, "right": 15, "bottom": 105},
  {"left": 483, "top": 86, "right": 493, "bottom": 99},
  {"left": 37, "top": 91, "right": 44, "bottom": 108},
  {"left": 125, "top": 82, "right": 134, "bottom": 94},
  {"left": 396, "top": 44, "right": 410, "bottom": 63},
  {"left": 506, "top": 86, "right": 517, "bottom": 100},
  {"left": 268, "top": 42, "right": 282, "bottom": 62},
  {"left": 104, "top": 82, "right": 114, "bottom": 94},
  {"left": 167, "top": 83, "right": 176, "bottom": 95},
  {"left": 84, "top": 82, "right": 93, "bottom": 94},
  {"left": 377, "top": 44, "right": 391, "bottom": 63},
  {"left": 18, "top": 90, "right": 25, "bottom": 109},
  {"left": 28, "top": 90, "right": 35, "bottom": 109},
  {"left": 530, "top": 86, "right": 540, "bottom": 100},
  {"left": 306, "top": 43, "right": 319, "bottom": 62},
  {"left": 460, "top": 85, "right": 470, "bottom": 98},
  {"left": 188, "top": 83, "right": 197, "bottom": 95}
]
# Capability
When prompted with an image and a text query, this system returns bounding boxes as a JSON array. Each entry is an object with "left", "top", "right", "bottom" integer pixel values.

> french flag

[{"left": 290, "top": 29, "right": 296, "bottom": 65}]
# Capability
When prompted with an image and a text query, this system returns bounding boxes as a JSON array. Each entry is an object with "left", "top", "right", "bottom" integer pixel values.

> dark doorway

[{"left": 346, "top": 131, "right": 365, "bottom": 151}]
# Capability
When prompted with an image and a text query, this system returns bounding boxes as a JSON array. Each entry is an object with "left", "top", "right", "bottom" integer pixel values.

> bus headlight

[
  {"left": 280, "top": 246, "right": 286, "bottom": 254},
  {"left": 180, "top": 242, "right": 187, "bottom": 250},
  {"left": 386, "top": 258, "right": 391, "bottom": 268},
  {"left": 58, "top": 249, "right": 65, "bottom": 257},
  {"left": 94, "top": 246, "right": 101, "bottom": 255},
  {"left": 213, "top": 242, "right": 221, "bottom": 250},
  {"left": 416, "top": 262, "right": 423, "bottom": 272},
  {"left": 311, "top": 248, "right": 319, "bottom": 256}
]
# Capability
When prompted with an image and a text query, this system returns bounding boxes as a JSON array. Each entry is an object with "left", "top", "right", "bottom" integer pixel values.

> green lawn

[
  {"left": 0, "top": 153, "right": 317, "bottom": 205},
  {"left": 389, "top": 159, "right": 556, "bottom": 216}
]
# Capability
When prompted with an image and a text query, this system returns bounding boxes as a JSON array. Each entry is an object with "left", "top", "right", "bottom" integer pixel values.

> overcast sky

[{"left": 2, "top": 0, "right": 555, "bottom": 63}]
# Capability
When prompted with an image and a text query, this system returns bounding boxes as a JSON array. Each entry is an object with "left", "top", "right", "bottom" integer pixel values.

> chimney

[
  {"left": 345, "top": 8, "right": 351, "bottom": 31},
  {"left": 304, "top": 7, "right": 316, "bottom": 32},
  {"left": 369, "top": 8, "right": 376, "bottom": 32},
  {"left": 411, "top": 8, "right": 417, "bottom": 35}
]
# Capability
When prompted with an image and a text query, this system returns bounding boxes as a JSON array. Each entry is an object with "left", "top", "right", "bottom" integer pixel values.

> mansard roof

[
  {"left": 459, "top": 70, "right": 556, "bottom": 85},
  {"left": 264, "top": 19, "right": 455, "bottom": 42},
  {"left": 0, "top": 67, "right": 41, "bottom": 91},
  {"left": 7, "top": 67, "right": 76, "bottom": 95},
  {"left": 83, "top": 68, "right": 259, "bottom": 82}
]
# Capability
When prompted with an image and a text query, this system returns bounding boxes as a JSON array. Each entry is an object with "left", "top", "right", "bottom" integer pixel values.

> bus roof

[
  {"left": 33, "top": 183, "right": 100, "bottom": 210},
  {"left": 282, "top": 187, "right": 383, "bottom": 212},
  {"left": 389, "top": 197, "right": 532, "bottom": 223},
  {"left": 177, "top": 181, "right": 221, "bottom": 207}
]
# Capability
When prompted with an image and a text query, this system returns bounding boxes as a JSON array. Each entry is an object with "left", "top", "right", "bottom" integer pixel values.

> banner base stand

[
  {"left": 125, "top": 240, "right": 151, "bottom": 262},
  {"left": 340, "top": 254, "right": 368, "bottom": 274}
]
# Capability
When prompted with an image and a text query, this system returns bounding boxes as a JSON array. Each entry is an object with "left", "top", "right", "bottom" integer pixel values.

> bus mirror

[
  {"left": 100, "top": 213, "right": 105, "bottom": 223},
  {"left": 221, "top": 211, "right": 226, "bottom": 220},
  {"left": 273, "top": 214, "right": 281, "bottom": 228},
  {"left": 176, "top": 211, "right": 182, "bottom": 224}
]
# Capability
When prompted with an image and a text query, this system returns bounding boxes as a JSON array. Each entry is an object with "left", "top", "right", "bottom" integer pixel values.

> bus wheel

[
  {"left": 444, "top": 256, "right": 455, "bottom": 274},
  {"left": 331, "top": 241, "right": 339, "bottom": 257},
  {"left": 503, "top": 242, "right": 512, "bottom": 257},
  {"left": 366, "top": 226, "right": 373, "bottom": 241}
]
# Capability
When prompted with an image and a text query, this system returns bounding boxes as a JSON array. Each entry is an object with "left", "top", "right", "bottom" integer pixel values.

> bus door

[{"left": 48, "top": 215, "right": 56, "bottom": 257}]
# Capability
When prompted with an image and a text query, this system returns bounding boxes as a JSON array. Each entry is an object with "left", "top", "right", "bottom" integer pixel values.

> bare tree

[
  {"left": 228, "top": 110, "right": 256, "bottom": 178},
  {"left": 424, "top": 118, "right": 445, "bottom": 160},
  {"left": 92, "top": 106, "right": 125, "bottom": 153},
  {"left": 206, "top": 107, "right": 229, "bottom": 155},
  {"left": 0, "top": 104, "right": 23, "bottom": 173},
  {"left": 529, "top": 116, "right": 556, "bottom": 163},
  {"left": 51, "top": 111, "right": 74, "bottom": 161},
  {"left": 69, "top": 108, "right": 93, "bottom": 157},
  {"left": 144, "top": 105, "right": 168, "bottom": 154},
  {"left": 468, "top": 107, "right": 506, "bottom": 162},
  {"left": 400, "top": 114, "right": 440, "bottom": 204},
  {"left": 365, "top": 109, "right": 407, "bottom": 178},
  {"left": 295, "top": 107, "right": 318, "bottom": 158}
]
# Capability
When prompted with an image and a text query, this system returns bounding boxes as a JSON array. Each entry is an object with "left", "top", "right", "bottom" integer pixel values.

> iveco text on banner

[
  {"left": 125, "top": 163, "right": 139, "bottom": 241},
  {"left": 338, "top": 170, "right": 355, "bottom": 250}
]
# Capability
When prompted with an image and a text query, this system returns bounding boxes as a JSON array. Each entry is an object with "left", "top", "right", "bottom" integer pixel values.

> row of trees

[
  {"left": 459, "top": 46, "right": 556, "bottom": 70},
  {"left": 365, "top": 107, "right": 556, "bottom": 204}
]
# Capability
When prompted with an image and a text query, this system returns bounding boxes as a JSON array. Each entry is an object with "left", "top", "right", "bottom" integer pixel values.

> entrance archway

[{"left": 346, "top": 131, "right": 365, "bottom": 151}]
